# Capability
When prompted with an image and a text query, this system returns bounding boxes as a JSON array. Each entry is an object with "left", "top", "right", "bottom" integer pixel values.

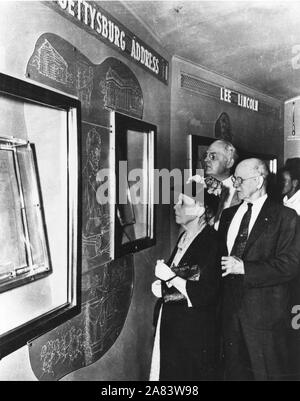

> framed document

[
  {"left": 0, "top": 73, "right": 81, "bottom": 359},
  {"left": 0, "top": 139, "right": 51, "bottom": 293},
  {"left": 112, "top": 112, "right": 156, "bottom": 258}
]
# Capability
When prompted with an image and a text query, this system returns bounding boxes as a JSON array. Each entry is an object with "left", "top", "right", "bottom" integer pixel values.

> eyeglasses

[
  {"left": 203, "top": 152, "right": 218, "bottom": 161},
  {"left": 231, "top": 175, "right": 261, "bottom": 186}
]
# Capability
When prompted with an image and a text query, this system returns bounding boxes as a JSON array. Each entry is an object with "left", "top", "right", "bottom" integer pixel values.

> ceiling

[{"left": 118, "top": 0, "right": 300, "bottom": 101}]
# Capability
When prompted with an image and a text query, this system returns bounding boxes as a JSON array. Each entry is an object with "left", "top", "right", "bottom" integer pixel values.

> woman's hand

[
  {"left": 151, "top": 280, "right": 162, "bottom": 298},
  {"left": 155, "top": 260, "right": 175, "bottom": 281}
]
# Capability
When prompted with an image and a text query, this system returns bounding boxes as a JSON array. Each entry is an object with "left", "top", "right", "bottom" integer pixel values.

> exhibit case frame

[
  {"left": 112, "top": 112, "right": 156, "bottom": 258},
  {"left": 0, "top": 73, "right": 81, "bottom": 358}
]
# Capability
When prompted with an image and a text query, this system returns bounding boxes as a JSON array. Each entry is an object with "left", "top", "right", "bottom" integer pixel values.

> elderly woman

[{"left": 150, "top": 182, "right": 221, "bottom": 381}]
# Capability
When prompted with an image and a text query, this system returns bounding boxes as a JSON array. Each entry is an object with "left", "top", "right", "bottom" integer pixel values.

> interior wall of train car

[
  {"left": 0, "top": 1, "right": 288, "bottom": 382},
  {"left": 0, "top": 1, "right": 171, "bottom": 381}
]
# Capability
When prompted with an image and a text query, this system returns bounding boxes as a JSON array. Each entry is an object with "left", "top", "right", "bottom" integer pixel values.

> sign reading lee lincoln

[
  {"left": 220, "top": 87, "right": 259, "bottom": 112},
  {"left": 44, "top": 0, "right": 169, "bottom": 84}
]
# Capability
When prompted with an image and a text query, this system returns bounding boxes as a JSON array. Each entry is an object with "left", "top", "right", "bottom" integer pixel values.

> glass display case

[
  {"left": 0, "top": 73, "right": 81, "bottom": 359},
  {"left": 113, "top": 112, "right": 156, "bottom": 258}
]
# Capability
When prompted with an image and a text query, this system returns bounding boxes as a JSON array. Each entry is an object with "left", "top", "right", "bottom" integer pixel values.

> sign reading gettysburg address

[{"left": 44, "top": 0, "right": 169, "bottom": 84}]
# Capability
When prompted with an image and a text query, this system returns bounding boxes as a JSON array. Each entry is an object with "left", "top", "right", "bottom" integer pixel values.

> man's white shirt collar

[
  {"left": 283, "top": 189, "right": 300, "bottom": 215},
  {"left": 241, "top": 193, "right": 268, "bottom": 210}
]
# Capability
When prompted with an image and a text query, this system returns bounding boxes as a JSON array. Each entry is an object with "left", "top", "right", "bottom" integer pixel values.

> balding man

[{"left": 219, "top": 158, "right": 300, "bottom": 381}]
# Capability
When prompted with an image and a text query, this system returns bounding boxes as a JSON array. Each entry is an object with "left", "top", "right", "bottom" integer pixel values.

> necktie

[{"left": 230, "top": 202, "right": 253, "bottom": 258}]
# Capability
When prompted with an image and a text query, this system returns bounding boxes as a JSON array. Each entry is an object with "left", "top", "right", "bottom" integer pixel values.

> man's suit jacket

[{"left": 219, "top": 198, "right": 300, "bottom": 331}]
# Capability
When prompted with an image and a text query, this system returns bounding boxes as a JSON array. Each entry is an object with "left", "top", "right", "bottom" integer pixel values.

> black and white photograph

[{"left": 1, "top": 0, "right": 300, "bottom": 384}]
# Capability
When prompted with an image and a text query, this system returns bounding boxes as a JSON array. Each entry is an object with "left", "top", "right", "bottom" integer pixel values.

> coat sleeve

[
  {"left": 185, "top": 232, "right": 221, "bottom": 307},
  {"left": 243, "top": 210, "right": 300, "bottom": 288}
]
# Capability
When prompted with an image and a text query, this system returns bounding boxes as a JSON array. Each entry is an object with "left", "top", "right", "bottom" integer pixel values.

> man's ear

[
  {"left": 226, "top": 157, "right": 234, "bottom": 170},
  {"left": 257, "top": 176, "right": 264, "bottom": 190}
]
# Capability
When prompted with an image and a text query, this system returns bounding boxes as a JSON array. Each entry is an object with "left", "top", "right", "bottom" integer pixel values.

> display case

[
  {"left": 0, "top": 73, "right": 81, "bottom": 359},
  {"left": 112, "top": 112, "right": 156, "bottom": 258}
]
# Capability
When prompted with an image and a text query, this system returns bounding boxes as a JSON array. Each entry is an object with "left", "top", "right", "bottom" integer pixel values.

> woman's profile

[{"left": 150, "top": 182, "right": 221, "bottom": 381}]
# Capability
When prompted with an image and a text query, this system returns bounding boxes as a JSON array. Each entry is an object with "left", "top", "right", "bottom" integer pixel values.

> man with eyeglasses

[{"left": 219, "top": 158, "right": 300, "bottom": 380}]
